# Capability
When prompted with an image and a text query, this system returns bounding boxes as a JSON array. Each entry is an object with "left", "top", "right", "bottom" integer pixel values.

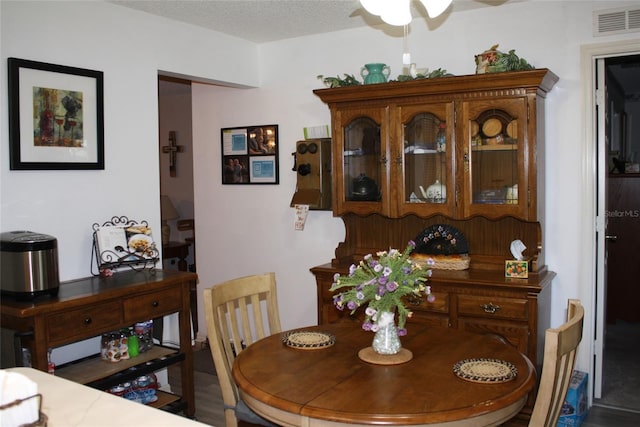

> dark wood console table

[
  {"left": 162, "top": 241, "right": 198, "bottom": 335},
  {"left": 0, "top": 269, "right": 197, "bottom": 417},
  {"left": 163, "top": 241, "right": 191, "bottom": 271}
]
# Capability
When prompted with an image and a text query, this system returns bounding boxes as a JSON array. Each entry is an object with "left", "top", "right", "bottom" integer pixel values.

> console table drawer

[
  {"left": 124, "top": 286, "right": 182, "bottom": 321},
  {"left": 457, "top": 295, "right": 529, "bottom": 321},
  {"left": 47, "top": 301, "right": 123, "bottom": 344}
]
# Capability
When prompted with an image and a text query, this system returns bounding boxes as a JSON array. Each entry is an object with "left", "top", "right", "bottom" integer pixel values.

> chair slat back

[
  {"left": 204, "top": 272, "right": 281, "bottom": 427},
  {"left": 529, "top": 299, "right": 584, "bottom": 427}
]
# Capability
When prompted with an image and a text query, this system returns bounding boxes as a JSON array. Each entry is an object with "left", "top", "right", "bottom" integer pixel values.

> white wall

[
  {"left": 0, "top": 0, "right": 258, "bottom": 363},
  {"left": 1, "top": 0, "right": 257, "bottom": 282},
  {"left": 2, "top": 0, "right": 640, "bottom": 381}
]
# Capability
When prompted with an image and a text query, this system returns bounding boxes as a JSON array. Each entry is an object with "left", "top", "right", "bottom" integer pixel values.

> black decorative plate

[
  {"left": 413, "top": 224, "right": 469, "bottom": 255},
  {"left": 282, "top": 331, "right": 336, "bottom": 350},
  {"left": 453, "top": 358, "right": 518, "bottom": 383}
]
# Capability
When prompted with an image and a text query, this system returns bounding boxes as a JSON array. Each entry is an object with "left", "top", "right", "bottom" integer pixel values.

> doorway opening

[
  {"left": 158, "top": 75, "right": 195, "bottom": 272},
  {"left": 158, "top": 75, "right": 198, "bottom": 337},
  {"left": 594, "top": 51, "right": 640, "bottom": 412}
]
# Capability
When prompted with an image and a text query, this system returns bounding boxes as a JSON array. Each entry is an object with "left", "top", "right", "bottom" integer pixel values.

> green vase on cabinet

[{"left": 361, "top": 63, "right": 390, "bottom": 84}]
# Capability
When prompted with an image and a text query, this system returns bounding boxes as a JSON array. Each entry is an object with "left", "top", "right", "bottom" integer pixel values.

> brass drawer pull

[
  {"left": 407, "top": 295, "right": 422, "bottom": 306},
  {"left": 481, "top": 303, "right": 501, "bottom": 314}
]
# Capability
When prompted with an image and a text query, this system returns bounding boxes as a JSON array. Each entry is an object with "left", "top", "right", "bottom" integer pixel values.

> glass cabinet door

[
  {"left": 334, "top": 107, "right": 389, "bottom": 216},
  {"left": 396, "top": 103, "right": 454, "bottom": 217},
  {"left": 461, "top": 98, "right": 528, "bottom": 219}
]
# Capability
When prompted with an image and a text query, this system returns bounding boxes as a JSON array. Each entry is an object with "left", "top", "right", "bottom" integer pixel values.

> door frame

[{"left": 581, "top": 39, "right": 640, "bottom": 403}]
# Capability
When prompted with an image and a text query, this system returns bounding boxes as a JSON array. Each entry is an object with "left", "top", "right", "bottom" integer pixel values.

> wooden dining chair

[
  {"left": 529, "top": 299, "right": 584, "bottom": 427},
  {"left": 203, "top": 272, "right": 281, "bottom": 427}
]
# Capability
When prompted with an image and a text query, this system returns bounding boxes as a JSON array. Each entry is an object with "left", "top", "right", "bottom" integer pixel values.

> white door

[
  {"left": 592, "top": 48, "right": 640, "bottom": 400},
  {"left": 594, "top": 57, "right": 607, "bottom": 399}
]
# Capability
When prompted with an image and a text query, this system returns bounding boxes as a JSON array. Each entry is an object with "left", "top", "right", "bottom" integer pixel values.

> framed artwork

[
  {"left": 8, "top": 57, "right": 104, "bottom": 170},
  {"left": 221, "top": 124, "right": 279, "bottom": 184}
]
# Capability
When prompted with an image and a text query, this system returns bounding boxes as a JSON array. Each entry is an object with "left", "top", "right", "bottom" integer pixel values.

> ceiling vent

[{"left": 594, "top": 6, "right": 640, "bottom": 36}]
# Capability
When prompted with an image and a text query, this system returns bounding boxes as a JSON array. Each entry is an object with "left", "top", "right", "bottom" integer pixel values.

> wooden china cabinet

[{"left": 311, "top": 69, "right": 558, "bottom": 425}]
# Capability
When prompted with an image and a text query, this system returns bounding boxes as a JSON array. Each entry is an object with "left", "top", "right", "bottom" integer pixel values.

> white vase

[{"left": 372, "top": 311, "right": 401, "bottom": 355}]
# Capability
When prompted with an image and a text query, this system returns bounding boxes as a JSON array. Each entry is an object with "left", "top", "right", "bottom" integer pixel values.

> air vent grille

[
  {"left": 630, "top": 9, "right": 640, "bottom": 30},
  {"left": 594, "top": 7, "right": 640, "bottom": 36}
]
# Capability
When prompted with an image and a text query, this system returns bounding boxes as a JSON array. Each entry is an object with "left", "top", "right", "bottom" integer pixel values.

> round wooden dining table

[{"left": 232, "top": 322, "right": 536, "bottom": 427}]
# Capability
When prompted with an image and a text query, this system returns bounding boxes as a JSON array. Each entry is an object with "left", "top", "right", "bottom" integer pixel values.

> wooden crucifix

[{"left": 162, "top": 131, "right": 184, "bottom": 177}]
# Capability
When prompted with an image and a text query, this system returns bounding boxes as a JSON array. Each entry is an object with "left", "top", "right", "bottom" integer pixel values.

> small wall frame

[{"left": 221, "top": 124, "right": 279, "bottom": 184}]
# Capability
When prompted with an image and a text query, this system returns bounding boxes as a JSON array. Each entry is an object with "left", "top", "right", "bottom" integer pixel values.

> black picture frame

[
  {"left": 221, "top": 124, "right": 279, "bottom": 184},
  {"left": 8, "top": 57, "right": 104, "bottom": 170}
]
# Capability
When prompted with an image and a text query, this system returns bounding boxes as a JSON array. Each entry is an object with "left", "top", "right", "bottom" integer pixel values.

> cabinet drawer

[
  {"left": 458, "top": 317, "right": 529, "bottom": 354},
  {"left": 457, "top": 295, "right": 528, "bottom": 321},
  {"left": 409, "top": 311, "right": 450, "bottom": 328},
  {"left": 405, "top": 291, "right": 449, "bottom": 314},
  {"left": 47, "top": 301, "right": 123, "bottom": 344},
  {"left": 124, "top": 286, "right": 182, "bottom": 321}
]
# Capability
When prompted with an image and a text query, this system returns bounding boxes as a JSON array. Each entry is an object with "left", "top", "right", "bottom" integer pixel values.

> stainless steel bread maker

[{"left": 1, "top": 230, "right": 60, "bottom": 300}]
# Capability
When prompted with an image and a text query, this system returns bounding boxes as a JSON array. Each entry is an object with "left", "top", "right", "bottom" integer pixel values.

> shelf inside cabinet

[
  {"left": 405, "top": 151, "right": 442, "bottom": 156},
  {"left": 472, "top": 144, "right": 517, "bottom": 151},
  {"left": 56, "top": 345, "right": 180, "bottom": 386}
]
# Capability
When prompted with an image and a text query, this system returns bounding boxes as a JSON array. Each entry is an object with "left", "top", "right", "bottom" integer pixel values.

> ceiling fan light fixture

[
  {"left": 381, "top": 0, "right": 412, "bottom": 26},
  {"left": 419, "top": 0, "right": 453, "bottom": 19},
  {"left": 360, "top": 0, "right": 387, "bottom": 17},
  {"left": 361, "top": 0, "right": 412, "bottom": 26}
]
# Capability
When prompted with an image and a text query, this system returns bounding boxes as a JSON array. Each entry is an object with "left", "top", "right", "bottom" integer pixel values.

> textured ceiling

[
  {"left": 108, "top": 0, "right": 512, "bottom": 43},
  {"left": 116, "top": 1, "right": 639, "bottom": 96}
]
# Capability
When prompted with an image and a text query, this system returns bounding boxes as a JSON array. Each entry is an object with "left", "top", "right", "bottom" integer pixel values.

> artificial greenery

[
  {"left": 476, "top": 44, "right": 535, "bottom": 73},
  {"left": 317, "top": 74, "right": 362, "bottom": 88},
  {"left": 395, "top": 68, "right": 453, "bottom": 81}
]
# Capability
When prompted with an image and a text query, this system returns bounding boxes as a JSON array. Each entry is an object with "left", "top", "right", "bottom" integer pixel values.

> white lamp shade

[
  {"left": 381, "top": 0, "right": 412, "bottom": 25},
  {"left": 160, "top": 195, "right": 179, "bottom": 221},
  {"left": 420, "top": 0, "right": 453, "bottom": 18}
]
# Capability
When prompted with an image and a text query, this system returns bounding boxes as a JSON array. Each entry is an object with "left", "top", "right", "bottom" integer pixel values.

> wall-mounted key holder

[{"left": 290, "top": 138, "right": 332, "bottom": 210}]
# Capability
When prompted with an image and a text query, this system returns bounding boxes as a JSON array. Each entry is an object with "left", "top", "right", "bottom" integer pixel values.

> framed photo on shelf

[
  {"left": 505, "top": 260, "right": 529, "bottom": 279},
  {"left": 221, "top": 124, "right": 279, "bottom": 184},
  {"left": 8, "top": 57, "right": 104, "bottom": 170}
]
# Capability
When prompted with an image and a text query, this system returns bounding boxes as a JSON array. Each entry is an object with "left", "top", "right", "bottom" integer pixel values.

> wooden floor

[
  {"left": 168, "top": 363, "right": 225, "bottom": 426},
  {"left": 169, "top": 350, "right": 640, "bottom": 427},
  {"left": 583, "top": 405, "right": 640, "bottom": 427}
]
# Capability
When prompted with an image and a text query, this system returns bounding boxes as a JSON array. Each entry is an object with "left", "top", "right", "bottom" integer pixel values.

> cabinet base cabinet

[
  {"left": 0, "top": 269, "right": 197, "bottom": 417},
  {"left": 312, "top": 263, "right": 553, "bottom": 366}
]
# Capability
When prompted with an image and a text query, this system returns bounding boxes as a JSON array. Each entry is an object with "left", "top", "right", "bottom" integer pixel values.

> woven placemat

[
  {"left": 282, "top": 331, "right": 335, "bottom": 350},
  {"left": 358, "top": 347, "right": 413, "bottom": 365},
  {"left": 453, "top": 358, "right": 517, "bottom": 383}
]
